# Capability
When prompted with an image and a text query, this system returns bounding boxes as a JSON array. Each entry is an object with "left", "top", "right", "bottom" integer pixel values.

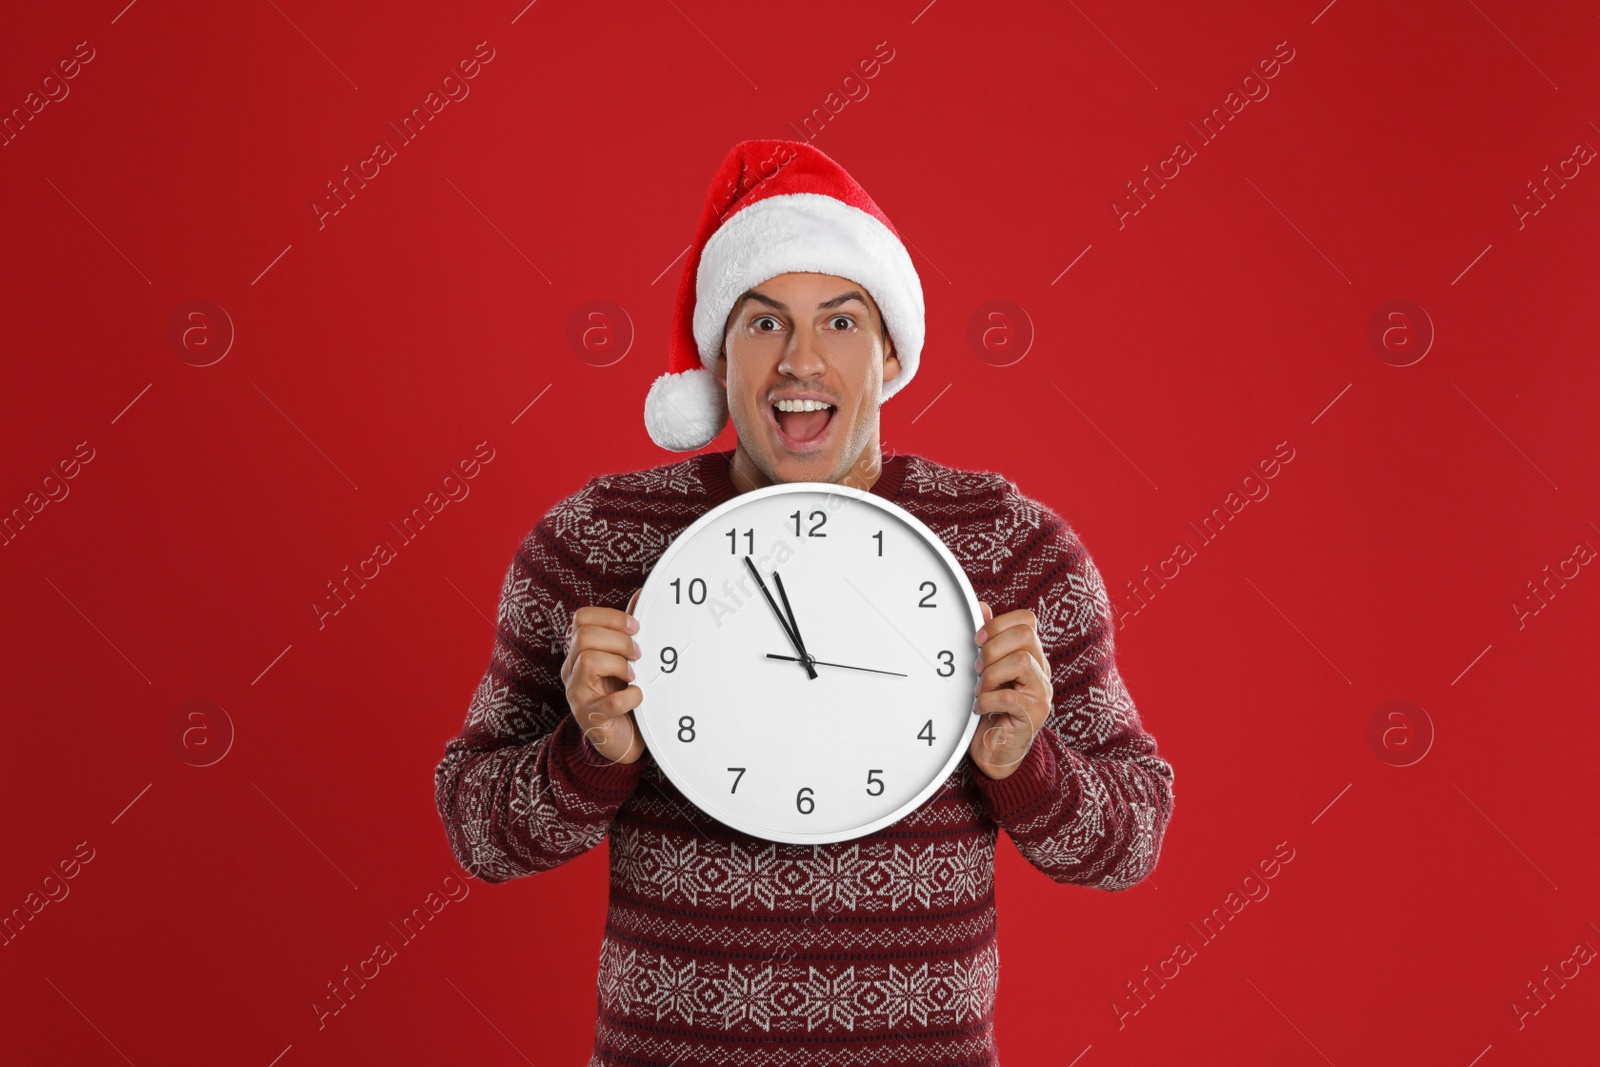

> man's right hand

[{"left": 561, "top": 588, "right": 647, "bottom": 765}]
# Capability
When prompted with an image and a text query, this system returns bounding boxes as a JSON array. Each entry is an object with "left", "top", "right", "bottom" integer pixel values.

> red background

[{"left": 3, "top": 0, "right": 1597, "bottom": 1063}]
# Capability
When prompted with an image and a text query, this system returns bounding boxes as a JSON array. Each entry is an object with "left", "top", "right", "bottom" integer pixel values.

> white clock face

[{"left": 633, "top": 481, "right": 982, "bottom": 844}]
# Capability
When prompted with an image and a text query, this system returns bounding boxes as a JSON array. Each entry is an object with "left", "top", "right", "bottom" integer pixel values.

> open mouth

[{"left": 769, "top": 398, "right": 837, "bottom": 450}]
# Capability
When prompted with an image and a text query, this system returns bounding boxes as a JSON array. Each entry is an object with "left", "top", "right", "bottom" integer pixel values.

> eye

[
  {"left": 753, "top": 314, "right": 783, "bottom": 332},
  {"left": 828, "top": 314, "right": 856, "bottom": 331}
]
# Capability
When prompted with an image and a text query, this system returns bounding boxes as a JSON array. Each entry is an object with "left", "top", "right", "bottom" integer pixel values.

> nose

[{"left": 777, "top": 322, "right": 827, "bottom": 380}]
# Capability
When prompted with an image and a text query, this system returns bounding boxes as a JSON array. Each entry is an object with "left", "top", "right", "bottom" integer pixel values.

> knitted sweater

[{"left": 434, "top": 450, "right": 1175, "bottom": 1066}]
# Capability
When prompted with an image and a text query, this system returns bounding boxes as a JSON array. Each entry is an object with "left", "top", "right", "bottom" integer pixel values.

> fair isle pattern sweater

[{"left": 434, "top": 451, "right": 1176, "bottom": 1066}]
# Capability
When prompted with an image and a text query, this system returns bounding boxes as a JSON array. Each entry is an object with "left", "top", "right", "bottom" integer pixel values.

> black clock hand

[
  {"left": 769, "top": 570, "right": 813, "bottom": 668},
  {"left": 765, "top": 653, "right": 908, "bottom": 677},
  {"left": 742, "top": 555, "right": 818, "bottom": 679}
]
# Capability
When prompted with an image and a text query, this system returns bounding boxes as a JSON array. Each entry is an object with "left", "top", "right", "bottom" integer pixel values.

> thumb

[{"left": 626, "top": 587, "right": 641, "bottom": 615}]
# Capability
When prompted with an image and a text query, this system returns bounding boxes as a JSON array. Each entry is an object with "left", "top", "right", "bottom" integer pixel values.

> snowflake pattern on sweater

[{"left": 434, "top": 450, "right": 1175, "bottom": 1066}]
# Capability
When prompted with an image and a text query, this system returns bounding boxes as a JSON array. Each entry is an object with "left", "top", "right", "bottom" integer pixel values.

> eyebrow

[{"left": 735, "top": 288, "right": 871, "bottom": 314}]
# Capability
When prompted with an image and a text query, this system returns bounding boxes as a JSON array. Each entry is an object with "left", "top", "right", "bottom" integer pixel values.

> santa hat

[{"left": 643, "top": 139, "right": 925, "bottom": 451}]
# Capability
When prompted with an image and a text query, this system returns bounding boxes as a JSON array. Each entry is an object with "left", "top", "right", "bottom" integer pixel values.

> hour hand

[{"left": 742, "top": 555, "right": 818, "bottom": 679}]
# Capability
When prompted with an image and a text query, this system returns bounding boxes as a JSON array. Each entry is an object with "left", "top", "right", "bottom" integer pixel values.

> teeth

[{"left": 773, "top": 399, "right": 833, "bottom": 412}]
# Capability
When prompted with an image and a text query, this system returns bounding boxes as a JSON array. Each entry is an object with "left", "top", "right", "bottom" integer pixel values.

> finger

[
  {"left": 974, "top": 707, "right": 1029, "bottom": 748},
  {"left": 579, "top": 682, "right": 644, "bottom": 724},
  {"left": 974, "top": 601, "right": 994, "bottom": 644},
  {"left": 571, "top": 623, "right": 641, "bottom": 661},
  {"left": 571, "top": 604, "right": 639, "bottom": 637},
  {"left": 560, "top": 614, "right": 640, "bottom": 687},
  {"left": 571, "top": 648, "right": 635, "bottom": 695},
  {"left": 974, "top": 691, "right": 1039, "bottom": 742},
  {"left": 975, "top": 605, "right": 1036, "bottom": 648},
  {"left": 976, "top": 647, "right": 1049, "bottom": 697},
  {"left": 982, "top": 606, "right": 1038, "bottom": 639},
  {"left": 975, "top": 623, "right": 1050, "bottom": 677}
]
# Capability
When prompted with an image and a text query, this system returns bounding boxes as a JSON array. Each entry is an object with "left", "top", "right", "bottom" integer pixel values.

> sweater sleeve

[
  {"left": 434, "top": 493, "right": 648, "bottom": 884},
  {"left": 969, "top": 495, "right": 1175, "bottom": 891}
]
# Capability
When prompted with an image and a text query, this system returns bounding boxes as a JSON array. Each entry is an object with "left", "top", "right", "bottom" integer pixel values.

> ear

[
  {"left": 712, "top": 346, "right": 727, "bottom": 387},
  {"left": 882, "top": 337, "right": 901, "bottom": 384}
]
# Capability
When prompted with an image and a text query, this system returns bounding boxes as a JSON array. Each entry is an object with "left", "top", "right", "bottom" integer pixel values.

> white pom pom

[{"left": 643, "top": 367, "right": 728, "bottom": 451}]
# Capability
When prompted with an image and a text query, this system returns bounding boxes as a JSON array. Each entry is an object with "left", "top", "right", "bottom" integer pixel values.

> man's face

[{"left": 713, "top": 271, "right": 900, "bottom": 484}]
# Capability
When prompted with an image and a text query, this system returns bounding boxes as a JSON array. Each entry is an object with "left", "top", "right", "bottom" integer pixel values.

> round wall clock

[{"left": 632, "top": 480, "right": 983, "bottom": 844}]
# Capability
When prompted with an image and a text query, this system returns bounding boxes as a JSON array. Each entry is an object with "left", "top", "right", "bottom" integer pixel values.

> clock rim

[{"left": 631, "top": 478, "right": 984, "bottom": 845}]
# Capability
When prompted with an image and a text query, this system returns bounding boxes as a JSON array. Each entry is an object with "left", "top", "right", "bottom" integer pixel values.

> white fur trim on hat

[
  {"left": 692, "top": 192, "right": 924, "bottom": 402},
  {"left": 643, "top": 366, "right": 728, "bottom": 451}
]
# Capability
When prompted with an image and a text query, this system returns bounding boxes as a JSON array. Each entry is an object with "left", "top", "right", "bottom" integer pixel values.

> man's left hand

[{"left": 969, "top": 601, "right": 1053, "bottom": 780}]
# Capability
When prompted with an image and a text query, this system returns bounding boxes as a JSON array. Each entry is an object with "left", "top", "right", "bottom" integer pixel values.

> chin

[{"left": 766, "top": 451, "right": 843, "bottom": 484}]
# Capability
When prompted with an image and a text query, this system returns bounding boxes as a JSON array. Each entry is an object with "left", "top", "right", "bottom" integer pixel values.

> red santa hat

[{"left": 643, "top": 139, "right": 925, "bottom": 451}]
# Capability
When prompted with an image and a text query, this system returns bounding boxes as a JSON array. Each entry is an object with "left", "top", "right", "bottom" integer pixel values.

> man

[{"left": 434, "top": 139, "right": 1175, "bottom": 1066}]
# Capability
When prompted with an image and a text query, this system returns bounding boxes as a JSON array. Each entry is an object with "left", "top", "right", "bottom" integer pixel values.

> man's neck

[{"left": 727, "top": 436, "right": 885, "bottom": 496}]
